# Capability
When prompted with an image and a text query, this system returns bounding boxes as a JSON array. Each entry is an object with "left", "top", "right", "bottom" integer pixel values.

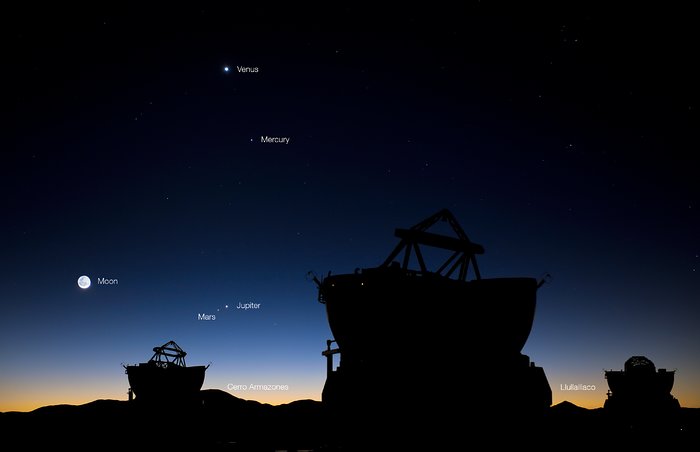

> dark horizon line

[{"left": 4, "top": 392, "right": 699, "bottom": 414}]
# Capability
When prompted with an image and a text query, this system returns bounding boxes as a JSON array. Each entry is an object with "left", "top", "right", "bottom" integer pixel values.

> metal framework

[
  {"left": 381, "top": 209, "right": 484, "bottom": 281},
  {"left": 149, "top": 340, "right": 187, "bottom": 368}
]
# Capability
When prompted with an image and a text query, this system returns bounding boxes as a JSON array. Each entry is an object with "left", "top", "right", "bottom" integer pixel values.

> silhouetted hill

[
  {"left": 543, "top": 401, "right": 698, "bottom": 447},
  {"left": 550, "top": 400, "right": 590, "bottom": 414},
  {"left": 0, "top": 391, "right": 326, "bottom": 450},
  {"left": 1, "top": 395, "right": 698, "bottom": 449}
]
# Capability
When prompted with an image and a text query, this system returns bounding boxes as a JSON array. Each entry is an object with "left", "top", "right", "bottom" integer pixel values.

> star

[{"left": 224, "top": 66, "right": 230, "bottom": 72}]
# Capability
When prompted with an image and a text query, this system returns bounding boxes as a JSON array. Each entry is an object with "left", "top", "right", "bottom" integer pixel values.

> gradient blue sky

[{"left": 2, "top": 5, "right": 698, "bottom": 411}]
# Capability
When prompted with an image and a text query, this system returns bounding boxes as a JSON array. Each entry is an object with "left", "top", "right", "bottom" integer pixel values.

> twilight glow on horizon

[{"left": 3, "top": 6, "right": 698, "bottom": 412}]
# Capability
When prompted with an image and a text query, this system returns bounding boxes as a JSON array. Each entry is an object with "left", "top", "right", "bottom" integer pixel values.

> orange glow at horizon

[
  {"left": 0, "top": 378, "right": 322, "bottom": 413},
  {"left": 553, "top": 389, "right": 700, "bottom": 410},
  {"left": 3, "top": 369, "right": 698, "bottom": 412}
]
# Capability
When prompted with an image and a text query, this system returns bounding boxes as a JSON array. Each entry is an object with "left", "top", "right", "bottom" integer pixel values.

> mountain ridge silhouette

[{"left": 2, "top": 393, "right": 698, "bottom": 449}]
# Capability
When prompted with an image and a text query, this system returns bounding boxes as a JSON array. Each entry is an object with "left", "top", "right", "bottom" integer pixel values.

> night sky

[{"left": 3, "top": 5, "right": 699, "bottom": 411}]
